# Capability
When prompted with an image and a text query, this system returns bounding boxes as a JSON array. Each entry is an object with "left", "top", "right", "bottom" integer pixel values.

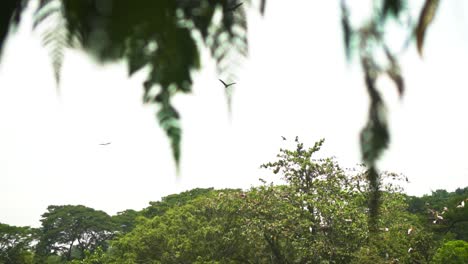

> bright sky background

[{"left": 1, "top": 1, "right": 467, "bottom": 227}]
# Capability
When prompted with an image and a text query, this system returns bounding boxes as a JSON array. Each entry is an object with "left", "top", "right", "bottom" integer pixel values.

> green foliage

[
  {"left": 431, "top": 240, "right": 468, "bottom": 264},
  {"left": 110, "top": 210, "right": 139, "bottom": 235},
  {"left": 141, "top": 187, "right": 217, "bottom": 218},
  {"left": 407, "top": 187, "right": 468, "bottom": 241},
  {"left": 108, "top": 190, "right": 252, "bottom": 263},
  {"left": 0, "top": 223, "right": 35, "bottom": 264},
  {"left": 104, "top": 139, "right": 436, "bottom": 263},
  {"left": 69, "top": 248, "right": 107, "bottom": 264},
  {"left": 35, "top": 205, "right": 116, "bottom": 262}
]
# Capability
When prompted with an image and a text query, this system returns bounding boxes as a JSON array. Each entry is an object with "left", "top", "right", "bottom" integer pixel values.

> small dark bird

[
  {"left": 226, "top": 2, "right": 243, "bottom": 12},
  {"left": 99, "top": 142, "right": 111, "bottom": 146},
  {"left": 219, "top": 79, "right": 236, "bottom": 88},
  {"left": 281, "top": 136, "right": 286, "bottom": 141}
]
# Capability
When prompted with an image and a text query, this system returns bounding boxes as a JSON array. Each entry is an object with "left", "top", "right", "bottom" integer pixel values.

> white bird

[
  {"left": 457, "top": 201, "right": 465, "bottom": 208},
  {"left": 407, "top": 227, "right": 413, "bottom": 235},
  {"left": 408, "top": 247, "right": 413, "bottom": 253},
  {"left": 436, "top": 214, "right": 443, "bottom": 220}
]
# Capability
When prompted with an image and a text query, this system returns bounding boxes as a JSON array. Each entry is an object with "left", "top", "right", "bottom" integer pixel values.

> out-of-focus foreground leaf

[{"left": 416, "top": 0, "right": 440, "bottom": 56}]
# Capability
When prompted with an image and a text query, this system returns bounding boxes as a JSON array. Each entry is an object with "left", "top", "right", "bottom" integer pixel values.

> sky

[{"left": 1, "top": 1, "right": 467, "bottom": 227}]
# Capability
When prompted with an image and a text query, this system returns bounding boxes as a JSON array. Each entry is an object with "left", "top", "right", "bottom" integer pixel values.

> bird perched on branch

[{"left": 219, "top": 79, "right": 236, "bottom": 88}]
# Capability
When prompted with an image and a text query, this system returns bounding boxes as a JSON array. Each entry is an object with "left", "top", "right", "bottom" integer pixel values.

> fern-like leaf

[
  {"left": 208, "top": 1, "right": 249, "bottom": 113},
  {"left": 34, "top": 0, "right": 69, "bottom": 87}
]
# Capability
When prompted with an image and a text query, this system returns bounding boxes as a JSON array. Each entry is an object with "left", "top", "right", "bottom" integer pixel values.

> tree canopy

[{"left": 35, "top": 205, "right": 115, "bottom": 262}]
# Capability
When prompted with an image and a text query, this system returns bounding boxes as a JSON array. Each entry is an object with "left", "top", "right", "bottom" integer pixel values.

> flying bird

[
  {"left": 219, "top": 79, "right": 236, "bottom": 88},
  {"left": 99, "top": 142, "right": 111, "bottom": 146},
  {"left": 457, "top": 200, "right": 465, "bottom": 208},
  {"left": 226, "top": 2, "right": 243, "bottom": 12},
  {"left": 281, "top": 136, "right": 286, "bottom": 140}
]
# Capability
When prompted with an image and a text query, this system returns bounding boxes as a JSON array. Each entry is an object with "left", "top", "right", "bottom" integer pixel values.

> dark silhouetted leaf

[
  {"left": 0, "top": 0, "right": 27, "bottom": 61},
  {"left": 416, "top": 0, "right": 440, "bottom": 57},
  {"left": 340, "top": 0, "right": 352, "bottom": 61},
  {"left": 384, "top": 46, "right": 405, "bottom": 97},
  {"left": 260, "top": 0, "right": 266, "bottom": 15},
  {"left": 382, "top": 0, "right": 404, "bottom": 20}
]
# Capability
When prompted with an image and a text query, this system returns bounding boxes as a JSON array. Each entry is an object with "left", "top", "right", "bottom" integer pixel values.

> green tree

[
  {"left": 104, "top": 139, "right": 437, "bottom": 263},
  {"left": 431, "top": 240, "right": 468, "bottom": 264},
  {"left": 108, "top": 189, "right": 254, "bottom": 263},
  {"left": 0, "top": 223, "right": 35, "bottom": 264},
  {"left": 407, "top": 187, "right": 468, "bottom": 241},
  {"left": 258, "top": 138, "right": 437, "bottom": 263},
  {"left": 35, "top": 205, "right": 116, "bottom": 262}
]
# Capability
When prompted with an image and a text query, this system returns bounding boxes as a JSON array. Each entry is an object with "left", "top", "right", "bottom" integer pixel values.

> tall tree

[{"left": 35, "top": 205, "right": 116, "bottom": 262}]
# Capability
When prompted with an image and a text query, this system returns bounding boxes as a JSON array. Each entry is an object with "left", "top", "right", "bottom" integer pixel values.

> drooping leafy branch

[
  {"left": 0, "top": 0, "right": 254, "bottom": 168},
  {"left": 339, "top": 0, "right": 441, "bottom": 228}
]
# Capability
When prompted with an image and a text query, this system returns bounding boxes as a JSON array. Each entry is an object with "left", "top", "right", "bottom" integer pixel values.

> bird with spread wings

[{"left": 219, "top": 79, "right": 236, "bottom": 88}]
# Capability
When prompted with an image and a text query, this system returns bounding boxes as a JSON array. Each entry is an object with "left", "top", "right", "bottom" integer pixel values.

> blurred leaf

[
  {"left": 384, "top": 46, "right": 405, "bottom": 97},
  {"left": 382, "top": 0, "right": 405, "bottom": 20},
  {"left": 34, "top": 0, "right": 70, "bottom": 87},
  {"left": 260, "top": 0, "right": 267, "bottom": 15},
  {"left": 0, "top": 0, "right": 27, "bottom": 60},
  {"left": 340, "top": 0, "right": 352, "bottom": 61},
  {"left": 416, "top": 0, "right": 440, "bottom": 57}
]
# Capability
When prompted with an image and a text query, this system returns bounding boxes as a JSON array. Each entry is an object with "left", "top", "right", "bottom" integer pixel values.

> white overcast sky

[{"left": 1, "top": 1, "right": 467, "bottom": 227}]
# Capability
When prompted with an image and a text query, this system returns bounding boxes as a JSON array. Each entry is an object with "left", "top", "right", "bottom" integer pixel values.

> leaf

[
  {"left": 382, "top": 0, "right": 405, "bottom": 20},
  {"left": 34, "top": 0, "right": 69, "bottom": 88},
  {"left": 384, "top": 46, "right": 405, "bottom": 97},
  {"left": 416, "top": 0, "right": 440, "bottom": 57},
  {"left": 0, "top": 0, "right": 25, "bottom": 61},
  {"left": 340, "top": 0, "right": 352, "bottom": 62},
  {"left": 260, "top": 0, "right": 267, "bottom": 15}
]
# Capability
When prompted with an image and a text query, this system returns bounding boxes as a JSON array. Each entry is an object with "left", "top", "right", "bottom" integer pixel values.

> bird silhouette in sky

[
  {"left": 99, "top": 142, "right": 111, "bottom": 146},
  {"left": 226, "top": 2, "right": 243, "bottom": 12},
  {"left": 281, "top": 136, "right": 286, "bottom": 141},
  {"left": 219, "top": 79, "right": 236, "bottom": 88}
]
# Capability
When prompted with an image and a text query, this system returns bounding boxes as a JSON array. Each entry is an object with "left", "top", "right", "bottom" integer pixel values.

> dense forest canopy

[{"left": 1, "top": 140, "right": 467, "bottom": 263}]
